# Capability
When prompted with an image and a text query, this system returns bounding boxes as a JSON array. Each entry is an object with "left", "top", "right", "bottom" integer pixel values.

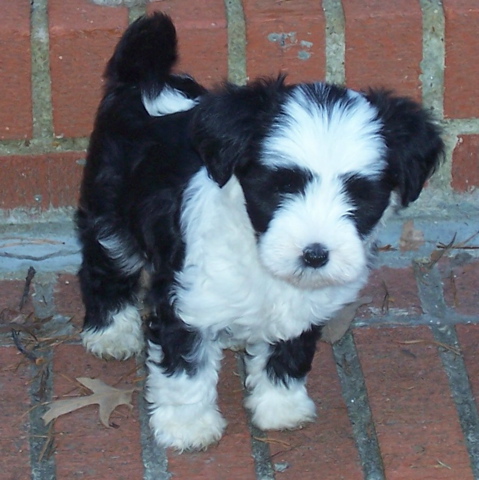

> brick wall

[{"left": 1, "top": 0, "right": 478, "bottom": 216}]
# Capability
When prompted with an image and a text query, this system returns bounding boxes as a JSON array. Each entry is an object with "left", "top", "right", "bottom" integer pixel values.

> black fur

[
  {"left": 266, "top": 326, "right": 323, "bottom": 386},
  {"left": 191, "top": 77, "right": 287, "bottom": 187},
  {"left": 366, "top": 89, "right": 443, "bottom": 206},
  {"left": 343, "top": 174, "right": 392, "bottom": 237},
  {"left": 77, "top": 14, "right": 206, "bottom": 354}
]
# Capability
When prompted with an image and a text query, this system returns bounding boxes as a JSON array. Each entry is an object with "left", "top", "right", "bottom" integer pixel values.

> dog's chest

[{"left": 172, "top": 170, "right": 362, "bottom": 343}]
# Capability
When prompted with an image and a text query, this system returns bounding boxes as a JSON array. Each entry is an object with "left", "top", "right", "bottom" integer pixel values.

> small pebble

[{"left": 274, "top": 462, "right": 290, "bottom": 473}]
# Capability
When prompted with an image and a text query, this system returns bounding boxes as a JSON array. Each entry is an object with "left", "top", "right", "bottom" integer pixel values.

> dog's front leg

[
  {"left": 145, "top": 306, "right": 226, "bottom": 451},
  {"left": 244, "top": 326, "right": 322, "bottom": 431}
]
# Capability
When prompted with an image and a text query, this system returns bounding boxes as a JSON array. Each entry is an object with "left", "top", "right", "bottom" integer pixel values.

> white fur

[
  {"left": 258, "top": 178, "right": 368, "bottom": 288},
  {"left": 174, "top": 171, "right": 367, "bottom": 346},
  {"left": 172, "top": 85, "right": 383, "bottom": 342},
  {"left": 244, "top": 343, "right": 316, "bottom": 430},
  {"left": 142, "top": 85, "right": 198, "bottom": 117},
  {"left": 145, "top": 340, "right": 227, "bottom": 451},
  {"left": 98, "top": 231, "right": 144, "bottom": 275},
  {"left": 264, "top": 85, "right": 386, "bottom": 178},
  {"left": 81, "top": 305, "right": 144, "bottom": 359}
]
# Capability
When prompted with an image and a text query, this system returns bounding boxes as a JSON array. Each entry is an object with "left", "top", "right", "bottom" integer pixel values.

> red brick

[
  {"left": 0, "top": 0, "right": 32, "bottom": 140},
  {"left": 0, "top": 152, "right": 84, "bottom": 210},
  {"left": 54, "top": 274, "right": 85, "bottom": 331},
  {"left": 343, "top": 0, "right": 422, "bottom": 98},
  {"left": 52, "top": 344, "right": 142, "bottom": 479},
  {"left": 0, "top": 279, "right": 27, "bottom": 311},
  {"left": 243, "top": 0, "right": 325, "bottom": 83},
  {"left": 167, "top": 351, "right": 256, "bottom": 479},
  {"left": 356, "top": 267, "right": 423, "bottom": 320},
  {"left": 456, "top": 324, "right": 479, "bottom": 402},
  {"left": 49, "top": 0, "right": 129, "bottom": 138},
  {"left": 0, "top": 348, "right": 31, "bottom": 480},
  {"left": 438, "top": 256, "right": 479, "bottom": 315},
  {"left": 355, "top": 327, "right": 472, "bottom": 479},
  {"left": 266, "top": 343, "right": 363, "bottom": 480},
  {"left": 148, "top": 0, "right": 228, "bottom": 87},
  {"left": 444, "top": 0, "right": 479, "bottom": 118},
  {"left": 451, "top": 135, "right": 479, "bottom": 192}
]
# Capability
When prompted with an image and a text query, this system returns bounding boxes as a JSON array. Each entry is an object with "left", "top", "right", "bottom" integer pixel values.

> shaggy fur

[{"left": 76, "top": 13, "right": 443, "bottom": 451}]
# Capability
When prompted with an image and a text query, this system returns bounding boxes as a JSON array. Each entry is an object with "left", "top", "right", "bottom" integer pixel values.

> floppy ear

[
  {"left": 191, "top": 78, "right": 286, "bottom": 187},
  {"left": 365, "top": 90, "right": 444, "bottom": 206}
]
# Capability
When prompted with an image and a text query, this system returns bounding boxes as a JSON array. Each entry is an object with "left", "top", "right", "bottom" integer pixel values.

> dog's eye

[
  {"left": 276, "top": 181, "right": 296, "bottom": 194},
  {"left": 273, "top": 168, "right": 310, "bottom": 195},
  {"left": 343, "top": 174, "right": 375, "bottom": 201},
  {"left": 342, "top": 173, "right": 391, "bottom": 236}
]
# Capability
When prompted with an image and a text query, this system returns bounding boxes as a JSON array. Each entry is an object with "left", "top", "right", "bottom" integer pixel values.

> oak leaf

[
  {"left": 321, "top": 296, "right": 372, "bottom": 344},
  {"left": 399, "top": 219, "right": 425, "bottom": 251},
  {"left": 42, "top": 377, "right": 137, "bottom": 427}
]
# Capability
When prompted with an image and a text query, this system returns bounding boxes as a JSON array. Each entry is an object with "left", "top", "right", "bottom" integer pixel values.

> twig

[
  {"left": 0, "top": 321, "right": 38, "bottom": 339},
  {"left": 33, "top": 332, "right": 81, "bottom": 351},
  {"left": 19, "top": 266, "right": 36, "bottom": 311},
  {"left": 448, "top": 270, "right": 458, "bottom": 307},
  {"left": 381, "top": 280, "right": 391, "bottom": 314},
  {"left": 426, "top": 234, "right": 456, "bottom": 269},
  {"left": 38, "top": 421, "right": 56, "bottom": 462},
  {"left": 11, "top": 330, "right": 38, "bottom": 363},
  {"left": 437, "top": 230, "right": 479, "bottom": 250},
  {"left": 435, "top": 459, "right": 452, "bottom": 470},
  {"left": 253, "top": 436, "right": 291, "bottom": 448},
  {"left": 394, "top": 339, "right": 461, "bottom": 356},
  {"left": 377, "top": 244, "right": 396, "bottom": 252},
  {"left": 113, "top": 364, "right": 144, "bottom": 387}
]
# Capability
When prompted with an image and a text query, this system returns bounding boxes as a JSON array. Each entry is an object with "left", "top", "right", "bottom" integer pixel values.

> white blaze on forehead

[{"left": 262, "top": 84, "right": 387, "bottom": 178}]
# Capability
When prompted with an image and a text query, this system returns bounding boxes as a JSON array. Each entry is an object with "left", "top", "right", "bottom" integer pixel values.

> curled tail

[
  {"left": 104, "top": 13, "right": 178, "bottom": 95},
  {"left": 104, "top": 12, "right": 205, "bottom": 116}
]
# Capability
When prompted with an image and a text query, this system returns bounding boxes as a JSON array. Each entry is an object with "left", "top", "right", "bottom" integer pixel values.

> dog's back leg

[
  {"left": 78, "top": 224, "right": 145, "bottom": 360},
  {"left": 244, "top": 327, "right": 322, "bottom": 431},
  {"left": 144, "top": 285, "right": 226, "bottom": 450}
]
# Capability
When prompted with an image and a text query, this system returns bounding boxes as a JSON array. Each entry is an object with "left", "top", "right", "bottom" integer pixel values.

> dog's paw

[
  {"left": 81, "top": 305, "right": 144, "bottom": 360},
  {"left": 148, "top": 402, "right": 227, "bottom": 451},
  {"left": 245, "top": 384, "right": 316, "bottom": 431}
]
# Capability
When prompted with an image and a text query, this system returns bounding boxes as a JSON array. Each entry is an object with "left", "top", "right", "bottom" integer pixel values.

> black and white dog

[{"left": 76, "top": 13, "right": 443, "bottom": 450}]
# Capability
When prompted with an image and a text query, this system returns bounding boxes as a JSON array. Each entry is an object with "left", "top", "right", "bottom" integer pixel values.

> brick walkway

[
  {"left": 0, "top": 219, "right": 478, "bottom": 479},
  {"left": 1, "top": 0, "right": 479, "bottom": 479}
]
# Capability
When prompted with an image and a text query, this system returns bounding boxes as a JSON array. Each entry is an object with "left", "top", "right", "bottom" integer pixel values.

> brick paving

[
  {"left": 1, "top": 247, "right": 478, "bottom": 479},
  {"left": 1, "top": 0, "right": 479, "bottom": 479}
]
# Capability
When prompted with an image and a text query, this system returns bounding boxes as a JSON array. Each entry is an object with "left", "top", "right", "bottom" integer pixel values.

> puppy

[{"left": 76, "top": 13, "right": 443, "bottom": 451}]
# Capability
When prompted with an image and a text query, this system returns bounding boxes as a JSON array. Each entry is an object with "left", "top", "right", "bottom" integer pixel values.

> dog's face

[{"left": 192, "top": 80, "right": 442, "bottom": 289}]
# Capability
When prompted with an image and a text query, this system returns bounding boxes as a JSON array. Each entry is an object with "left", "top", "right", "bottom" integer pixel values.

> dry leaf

[
  {"left": 321, "top": 296, "right": 372, "bottom": 344},
  {"left": 42, "top": 377, "right": 137, "bottom": 427},
  {"left": 399, "top": 220, "right": 424, "bottom": 251}
]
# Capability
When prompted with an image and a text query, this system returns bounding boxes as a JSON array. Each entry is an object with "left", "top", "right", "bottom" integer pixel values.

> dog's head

[{"left": 192, "top": 79, "right": 443, "bottom": 288}]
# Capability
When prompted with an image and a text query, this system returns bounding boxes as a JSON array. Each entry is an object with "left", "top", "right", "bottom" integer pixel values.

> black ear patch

[
  {"left": 366, "top": 90, "right": 444, "bottom": 206},
  {"left": 191, "top": 78, "right": 287, "bottom": 187}
]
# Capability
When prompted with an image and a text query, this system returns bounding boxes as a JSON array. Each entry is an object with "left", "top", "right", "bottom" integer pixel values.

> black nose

[{"left": 302, "top": 243, "right": 329, "bottom": 268}]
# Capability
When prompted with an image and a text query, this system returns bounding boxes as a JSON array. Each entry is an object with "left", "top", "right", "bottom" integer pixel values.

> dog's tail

[
  {"left": 104, "top": 13, "right": 204, "bottom": 116},
  {"left": 104, "top": 13, "right": 178, "bottom": 96}
]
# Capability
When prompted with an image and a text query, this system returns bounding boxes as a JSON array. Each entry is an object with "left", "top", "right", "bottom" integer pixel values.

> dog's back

[{"left": 77, "top": 13, "right": 206, "bottom": 239}]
